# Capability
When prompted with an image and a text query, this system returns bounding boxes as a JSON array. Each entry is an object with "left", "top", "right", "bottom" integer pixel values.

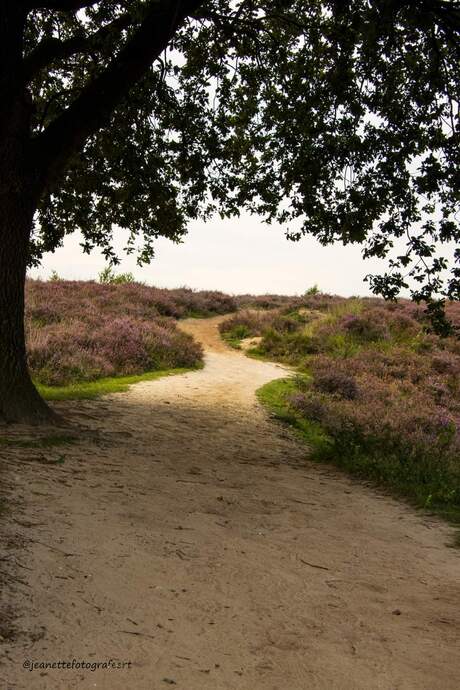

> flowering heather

[
  {"left": 239, "top": 299, "right": 459, "bottom": 363},
  {"left": 26, "top": 279, "right": 237, "bottom": 323},
  {"left": 234, "top": 292, "right": 347, "bottom": 311},
  {"left": 289, "top": 354, "right": 460, "bottom": 509},
  {"left": 288, "top": 336, "right": 460, "bottom": 510},
  {"left": 25, "top": 279, "right": 211, "bottom": 385},
  {"left": 223, "top": 295, "right": 460, "bottom": 512}
]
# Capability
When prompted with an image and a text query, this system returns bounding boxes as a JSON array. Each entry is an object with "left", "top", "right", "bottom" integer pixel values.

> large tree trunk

[
  {"left": 0, "top": 2, "right": 57, "bottom": 424},
  {"left": 0, "top": 197, "right": 57, "bottom": 424}
]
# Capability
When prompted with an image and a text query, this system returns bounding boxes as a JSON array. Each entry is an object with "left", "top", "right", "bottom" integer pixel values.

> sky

[{"left": 29, "top": 213, "right": 403, "bottom": 298}]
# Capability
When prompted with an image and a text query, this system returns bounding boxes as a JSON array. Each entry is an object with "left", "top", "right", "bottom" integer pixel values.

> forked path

[{"left": 2, "top": 317, "right": 460, "bottom": 690}]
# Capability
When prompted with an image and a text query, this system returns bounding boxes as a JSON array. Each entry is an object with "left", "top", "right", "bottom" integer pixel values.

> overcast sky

[{"left": 29, "top": 213, "right": 407, "bottom": 297}]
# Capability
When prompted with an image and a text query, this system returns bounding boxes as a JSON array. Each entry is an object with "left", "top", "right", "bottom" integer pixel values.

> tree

[{"left": 0, "top": 0, "right": 458, "bottom": 423}]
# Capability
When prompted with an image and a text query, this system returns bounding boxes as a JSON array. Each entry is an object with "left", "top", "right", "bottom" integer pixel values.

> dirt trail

[{"left": 1, "top": 316, "right": 459, "bottom": 690}]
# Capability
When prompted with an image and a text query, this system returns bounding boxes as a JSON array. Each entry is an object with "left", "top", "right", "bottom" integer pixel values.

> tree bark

[
  {"left": 0, "top": 2, "right": 57, "bottom": 423},
  {"left": 0, "top": 196, "right": 57, "bottom": 424},
  {"left": 0, "top": 0, "right": 202, "bottom": 423}
]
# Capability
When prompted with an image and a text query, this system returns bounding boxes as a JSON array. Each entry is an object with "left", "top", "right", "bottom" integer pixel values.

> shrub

[
  {"left": 304, "top": 284, "right": 320, "bottom": 296},
  {"left": 27, "top": 316, "right": 202, "bottom": 386},
  {"left": 26, "top": 279, "right": 237, "bottom": 323},
  {"left": 98, "top": 267, "right": 135, "bottom": 284},
  {"left": 288, "top": 346, "right": 460, "bottom": 509},
  {"left": 226, "top": 293, "right": 460, "bottom": 517},
  {"left": 340, "top": 312, "right": 390, "bottom": 342},
  {"left": 312, "top": 371, "right": 358, "bottom": 400},
  {"left": 25, "top": 280, "right": 214, "bottom": 386},
  {"left": 218, "top": 310, "right": 274, "bottom": 340}
]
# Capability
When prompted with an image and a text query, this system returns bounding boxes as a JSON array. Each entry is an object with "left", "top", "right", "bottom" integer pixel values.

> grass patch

[
  {"left": 220, "top": 324, "right": 254, "bottom": 349},
  {"left": 257, "top": 378, "right": 460, "bottom": 539},
  {"left": 322, "top": 297, "right": 364, "bottom": 322},
  {"left": 245, "top": 347, "right": 270, "bottom": 361},
  {"left": 245, "top": 347, "right": 294, "bottom": 365},
  {"left": 257, "top": 378, "right": 333, "bottom": 456},
  {"left": 221, "top": 333, "right": 243, "bottom": 350},
  {"left": 36, "top": 366, "right": 199, "bottom": 401}
]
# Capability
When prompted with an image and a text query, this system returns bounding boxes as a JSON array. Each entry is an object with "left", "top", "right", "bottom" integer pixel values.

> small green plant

[
  {"left": 98, "top": 266, "right": 135, "bottom": 284},
  {"left": 256, "top": 378, "right": 332, "bottom": 457},
  {"left": 304, "top": 284, "right": 320, "bottom": 296},
  {"left": 98, "top": 266, "right": 114, "bottom": 283},
  {"left": 220, "top": 320, "right": 260, "bottom": 348},
  {"left": 49, "top": 270, "right": 61, "bottom": 282}
]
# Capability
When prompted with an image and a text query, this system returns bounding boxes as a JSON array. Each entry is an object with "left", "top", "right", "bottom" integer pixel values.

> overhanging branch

[
  {"left": 23, "top": 11, "right": 133, "bottom": 82},
  {"left": 32, "top": 0, "right": 205, "bottom": 195},
  {"left": 25, "top": 1, "right": 99, "bottom": 10}
]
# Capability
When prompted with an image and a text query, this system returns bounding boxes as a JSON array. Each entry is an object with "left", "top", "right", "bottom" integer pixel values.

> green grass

[
  {"left": 36, "top": 366, "right": 199, "bottom": 401},
  {"left": 229, "top": 300, "right": 416, "bottom": 362},
  {"left": 257, "top": 377, "right": 333, "bottom": 456},
  {"left": 221, "top": 333, "right": 243, "bottom": 349},
  {"left": 322, "top": 297, "right": 365, "bottom": 323},
  {"left": 257, "top": 377, "right": 460, "bottom": 542},
  {"left": 220, "top": 324, "right": 253, "bottom": 350}
]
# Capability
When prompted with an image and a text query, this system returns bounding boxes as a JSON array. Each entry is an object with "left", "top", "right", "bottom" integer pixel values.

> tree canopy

[{"left": 25, "top": 0, "right": 460, "bottom": 329}]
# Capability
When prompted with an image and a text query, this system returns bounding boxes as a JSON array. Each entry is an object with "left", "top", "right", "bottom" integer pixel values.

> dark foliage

[{"left": 23, "top": 1, "right": 459, "bottom": 325}]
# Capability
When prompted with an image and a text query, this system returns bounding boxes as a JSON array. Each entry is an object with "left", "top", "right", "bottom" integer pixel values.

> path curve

[{"left": 1, "top": 316, "right": 459, "bottom": 690}]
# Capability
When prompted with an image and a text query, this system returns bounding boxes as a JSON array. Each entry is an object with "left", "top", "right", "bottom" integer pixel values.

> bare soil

[{"left": 1, "top": 316, "right": 459, "bottom": 690}]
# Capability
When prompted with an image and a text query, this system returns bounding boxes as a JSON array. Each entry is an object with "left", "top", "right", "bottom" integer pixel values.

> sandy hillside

[{"left": 1, "top": 316, "right": 459, "bottom": 690}]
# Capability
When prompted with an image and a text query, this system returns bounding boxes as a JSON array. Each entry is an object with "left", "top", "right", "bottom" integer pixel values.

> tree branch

[
  {"left": 23, "top": 11, "right": 133, "bottom": 81},
  {"left": 25, "top": 1, "right": 99, "bottom": 10},
  {"left": 32, "top": 0, "right": 205, "bottom": 195}
]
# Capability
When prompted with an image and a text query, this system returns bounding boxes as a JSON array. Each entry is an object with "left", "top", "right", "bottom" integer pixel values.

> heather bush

[
  {"left": 26, "top": 279, "right": 237, "bottom": 322},
  {"left": 235, "top": 294, "right": 301, "bottom": 310},
  {"left": 234, "top": 291, "right": 346, "bottom": 312},
  {"left": 288, "top": 347, "right": 460, "bottom": 509},
  {"left": 233, "top": 294, "right": 460, "bottom": 516},
  {"left": 221, "top": 295, "right": 459, "bottom": 364},
  {"left": 25, "top": 280, "right": 213, "bottom": 386},
  {"left": 220, "top": 306, "right": 324, "bottom": 358},
  {"left": 27, "top": 315, "right": 202, "bottom": 386},
  {"left": 431, "top": 351, "right": 459, "bottom": 376},
  {"left": 221, "top": 299, "right": 406, "bottom": 361},
  {"left": 299, "top": 293, "right": 349, "bottom": 312},
  {"left": 312, "top": 370, "right": 358, "bottom": 400},
  {"left": 218, "top": 310, "right": 275, "bottom": 343},
  {"left": 261, "top": 328, "right": 322, "bottom": 360},
  {"left": 171, "top": 287, "right": 237, "bottom": 316},
  {"left": 340, "top": 312, "right": 391, "bottom": 342},
  {"left": 27, "top": 303, "right": 63, "bottom": 326}
]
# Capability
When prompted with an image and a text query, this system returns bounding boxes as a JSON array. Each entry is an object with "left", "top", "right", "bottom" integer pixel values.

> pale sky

[{"left": 29, "top": 213, "right": 408, "bottom": 297}]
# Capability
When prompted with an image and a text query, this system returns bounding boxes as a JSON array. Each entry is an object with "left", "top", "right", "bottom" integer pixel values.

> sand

[{"left": 1, "top": 316, "right": 459, "bottom": 689}]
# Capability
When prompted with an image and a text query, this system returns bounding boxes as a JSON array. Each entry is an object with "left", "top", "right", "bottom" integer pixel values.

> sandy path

[{"left": 1, "top": 316, "right": 459, "bottom": 690}]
